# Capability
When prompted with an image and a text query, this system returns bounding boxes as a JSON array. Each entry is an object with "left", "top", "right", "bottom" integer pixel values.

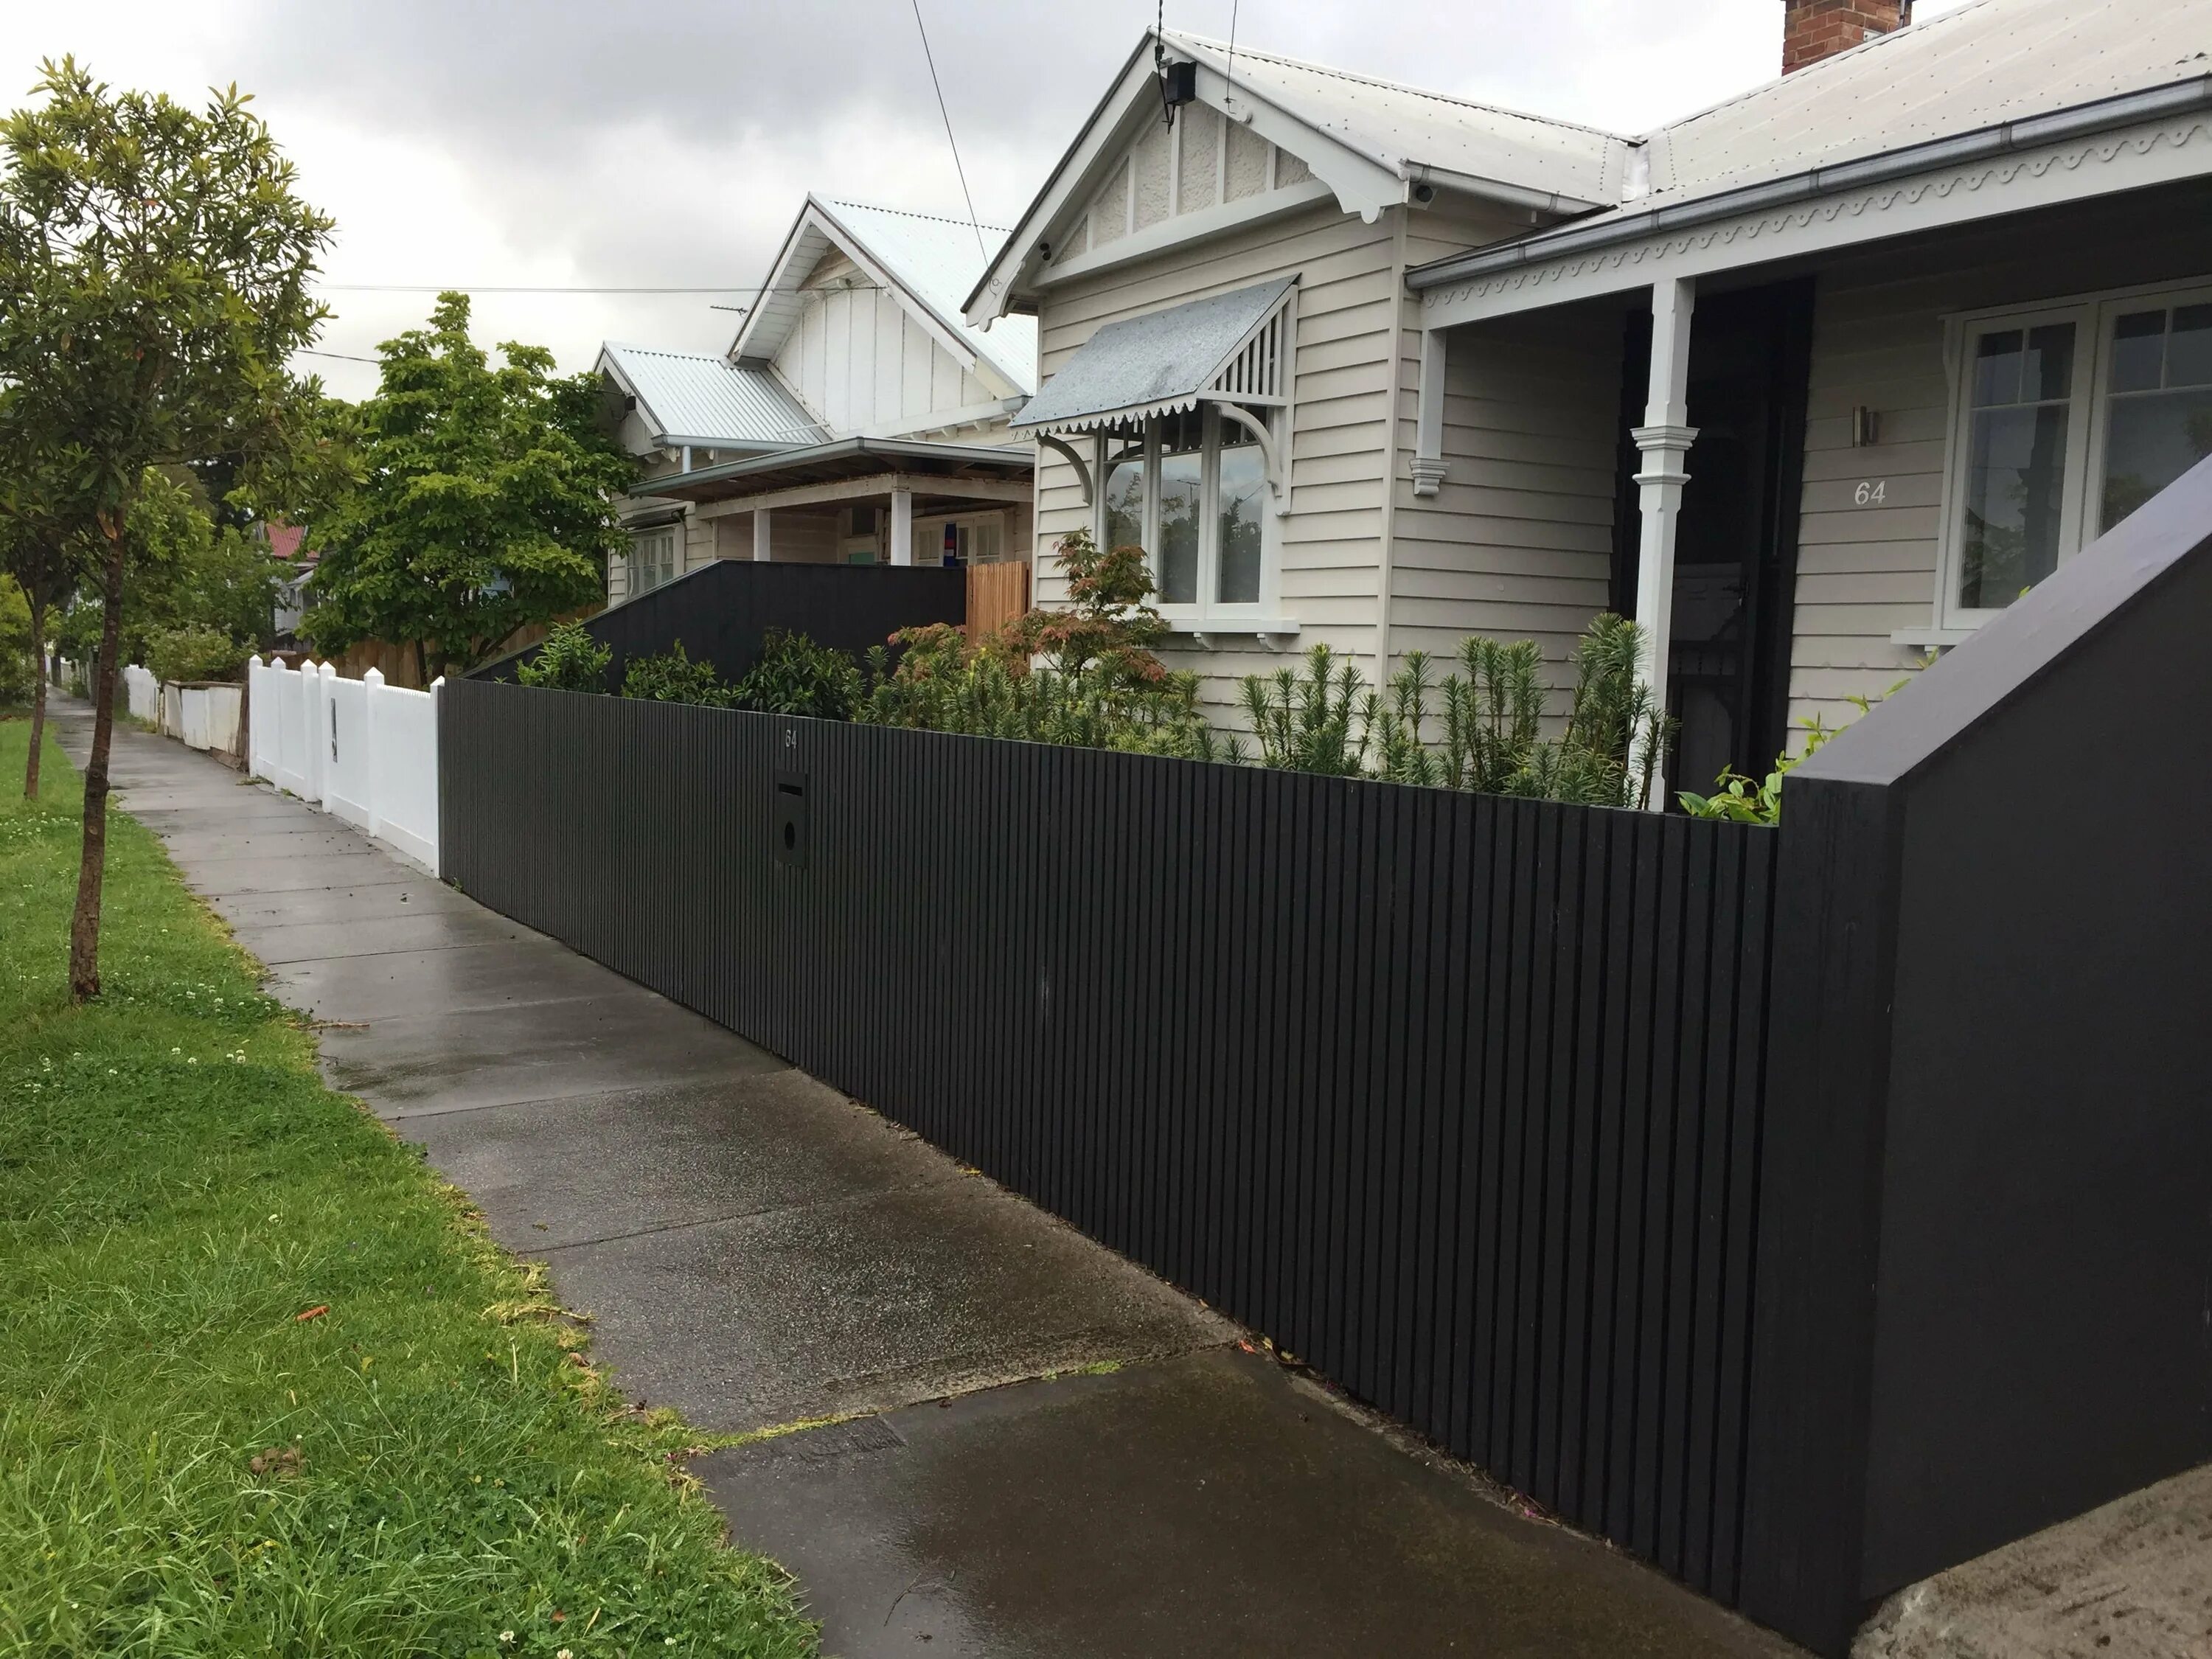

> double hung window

[
  {"left": 628, "top": 526, "right": 678, "bottom": 598},
  {"left": 1093, "top": 403, "right": 1273, "bottom": 619},
  {"left": 1940, "top": 285, "right": 2212, "bottom": 627}
]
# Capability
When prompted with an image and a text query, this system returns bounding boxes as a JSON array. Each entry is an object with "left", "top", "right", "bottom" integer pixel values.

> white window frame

[
  {"left": 1935, "top": 276, "right": 2212, "bottom": 633},
  {"left": 628, "top": 526, "right": 678, "bottom": 599},
  {"left": 1091, "top": 400, "right": 1284, "bottom": 630}
]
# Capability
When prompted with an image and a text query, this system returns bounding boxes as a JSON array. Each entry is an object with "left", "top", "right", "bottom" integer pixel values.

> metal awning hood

[{"left": 1012, "top": 277, "right": 1295, "bottom": 435}]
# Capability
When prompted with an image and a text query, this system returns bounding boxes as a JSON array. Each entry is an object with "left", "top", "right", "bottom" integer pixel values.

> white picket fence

[
  {"left": 247, "top": 656, "right": 442, "bottom": 872},
  {"left": 123, "top": 664, "right": 159, "bottom": 723}
]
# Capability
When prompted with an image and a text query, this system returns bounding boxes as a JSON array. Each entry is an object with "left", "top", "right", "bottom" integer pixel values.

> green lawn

[{"left": 0, "top": 718, "right": 815, "bottom": 1659}]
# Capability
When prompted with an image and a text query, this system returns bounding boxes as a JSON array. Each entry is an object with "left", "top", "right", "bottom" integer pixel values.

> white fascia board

[
  {"left": 965, "top": 41, "right": 1167, "bottom": 326},
  {"left": 1034, "top": 177, "right": 1335, "bottom": 288},
  {"left": 966, "top": 44, "right": 1402, "bottom": 326},
  {"left": 726, "top": 206, "right": 821, "bottom": 361},
  {"left": 1419, "top": 108, "right": 2212, "bottom": 331},
  {"left": 595, "top": 352, "right": 673, "bottom": 450},
  {"left": 737, "top": 196, "right": 985, "bottom": 380},
  {"left": 1186, "top": 60, "right": 1407, "bottom": 225}
]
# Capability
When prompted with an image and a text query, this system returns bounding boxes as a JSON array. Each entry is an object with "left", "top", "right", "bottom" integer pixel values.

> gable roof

[
  {"left": 598, "top": 342, "right": 827, "bottom": 451},
  {"left": 964, "top": 29, "right": 1635, "bottom": 324},
  {"left": 1162, "top": 31, "right": 1630, "bottom": 210},
  {"left": 978, "top": 1, "right": 2212, "bottom": 324},
  {"left": 1644, "top": 0, "right": 2212, "bottom": 209},
  {"left": 1407, "top": 0, "right": 2212, "bottom": 292},
  {"left": 731, "top": 195, "right": 1037, "bottom": 395}
]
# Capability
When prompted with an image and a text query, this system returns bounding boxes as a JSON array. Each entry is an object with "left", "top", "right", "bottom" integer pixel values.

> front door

[{"left": 1613, "top": 279, "right": 1815, "bottom": 795}]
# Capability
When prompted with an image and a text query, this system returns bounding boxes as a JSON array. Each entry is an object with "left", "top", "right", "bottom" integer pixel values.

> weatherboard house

[
  {"left": 964, "top": 0, "right": 2212, "bottom": 796},
  {"left": 597, "top": 195, "right": 1037, "bottom": 605}
]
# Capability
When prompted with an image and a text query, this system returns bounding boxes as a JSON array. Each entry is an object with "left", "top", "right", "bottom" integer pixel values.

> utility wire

[
  {"left": 317, "top": 282, "right": 789, "bottom": 295},
  {"left": 1226, "top": 0, "right": 1242, "bottom": 100},
  {"left": 909, "top": 0, "right": 989, "bottom": 261},
  {"left": 297, "top": 348, "right": 380, "bottom": 364}
]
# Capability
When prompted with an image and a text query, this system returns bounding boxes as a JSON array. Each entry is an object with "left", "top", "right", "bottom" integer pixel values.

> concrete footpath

[{"left": 59, "top": 702, "right": 1815, "bottom": 1658}]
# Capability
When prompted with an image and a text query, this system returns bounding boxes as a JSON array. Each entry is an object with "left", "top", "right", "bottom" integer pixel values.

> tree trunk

[
  {"left": 24, "top": 591, "right": 46, "bottom": 799},
  {"left": 69, "top": 521, "right": 128, "bottom": 1001}
]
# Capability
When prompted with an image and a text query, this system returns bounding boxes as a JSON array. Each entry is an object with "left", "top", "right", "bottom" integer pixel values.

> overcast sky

[{"left": 0, "top": 0, "right": 1975, "bottom": 401}]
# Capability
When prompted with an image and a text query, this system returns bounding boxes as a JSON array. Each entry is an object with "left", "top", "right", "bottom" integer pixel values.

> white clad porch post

[
  {"left": 1630, "top": 276, "right": 1699, "bottom": 809},
  {"left": 1411, "top": 326, "right": 1450, "bottom": 498},
  {"left": 752, "top": 508, "right": 772, "bottom": 562},
  {"left": 889, "top": 486, "right": 914, "bottom": 566}
]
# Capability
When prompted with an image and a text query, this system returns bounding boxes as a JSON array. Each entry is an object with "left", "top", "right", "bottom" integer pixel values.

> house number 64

[{"left": 1853, "top": 480, "right": 1888, "bottom": 506}]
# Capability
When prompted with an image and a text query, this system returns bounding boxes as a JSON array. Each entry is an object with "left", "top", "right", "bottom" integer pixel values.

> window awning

[{"left": 1012, "top": 276, "right": 1295, "bottom": 436}]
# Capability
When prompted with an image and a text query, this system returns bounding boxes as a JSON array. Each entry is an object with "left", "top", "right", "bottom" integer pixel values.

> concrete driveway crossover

[{"left": 59, "top": 703, "right": 1810, "bottom": 1659}]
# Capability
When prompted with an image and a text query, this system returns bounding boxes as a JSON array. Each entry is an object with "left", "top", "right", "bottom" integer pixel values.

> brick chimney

[{"left": 1782, "top": 0, "right": 1910, "bottom": 74}]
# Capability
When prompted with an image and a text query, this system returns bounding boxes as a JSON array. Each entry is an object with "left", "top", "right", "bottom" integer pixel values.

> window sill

[
  {"left": 1159, "top": 617, "right": 1302, "bottom": 649},
  {"left": 1890, "top": 625, "right": 1977, "bottom": 649}
]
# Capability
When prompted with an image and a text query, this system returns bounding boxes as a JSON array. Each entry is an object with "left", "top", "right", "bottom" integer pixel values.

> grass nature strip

[{"left": 0, "top": 718, "right": 815, "bottom": 1659}]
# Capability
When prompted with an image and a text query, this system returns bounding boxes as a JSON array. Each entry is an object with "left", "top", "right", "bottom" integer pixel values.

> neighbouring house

[
  {"left": 966, "top": 0, "right": 2212, "bottom": 797},
  {"left": 265, "top": 521, "right": 318, "bottom": 647},
  {"left": 597, "top": 195, "right": 1037, "bottom": 623}
]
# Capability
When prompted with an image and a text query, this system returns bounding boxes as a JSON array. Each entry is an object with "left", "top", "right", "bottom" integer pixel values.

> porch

[
  {"left": 620, "top": 434, "right": 1034, "bottom": 602},
  {"left": 1403, "top": 164, "right": 2212, "bottom": 803}
]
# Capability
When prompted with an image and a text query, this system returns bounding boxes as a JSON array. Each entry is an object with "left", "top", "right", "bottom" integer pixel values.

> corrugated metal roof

[
  {"left": 1013, "top": 276, "right": 1295, "bottom": 434},
  {"left": 1644, "top": 0, "right": 2212, "bottom": 205},
  {"left": 1164, "top": 31, "right": 1631, "bottom": 209},
  {"left": 600, "top": 343, "right": 827, "bottom": 449},
  {"left": 814, "top": 200, "right": 1039, "bottom": 394}
]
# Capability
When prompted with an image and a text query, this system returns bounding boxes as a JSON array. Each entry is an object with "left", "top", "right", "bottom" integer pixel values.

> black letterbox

[{"left": 773, "top": 770, "right": 808, "bottom": 868}]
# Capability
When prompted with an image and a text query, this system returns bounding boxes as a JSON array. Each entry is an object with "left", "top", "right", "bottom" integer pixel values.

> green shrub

[
  {"left": 1240, "top": 613, "right": 1674, "bottom": 807},
  {"left": 731, "top": 628, "right": 863, "bottom": 720},
  {"left": 860, "top": 531, "right": 1228, "bottom": 761},
  {"left": 621, "top": 639, "right": 734, "bottom": 707},
  {"left": 1678, "top": 676, "right": 1910, "bottom": 824},
  {"left": 145, "top": 624, "right": 247, "bottom": 686},
  {"left": 514, "top": 620, "right": 612, "bottom": 693}
]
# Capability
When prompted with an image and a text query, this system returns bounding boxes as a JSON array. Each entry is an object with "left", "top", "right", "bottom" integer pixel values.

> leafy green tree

[
  {"left": 51, "top": 468, "right": 282, "bottom": 666},
  {"left": 303, "top": 293, "right": 633, "bottom": 684},
  {"left": 0, "top": 491, "right": 86, "bottom": 798},
  {"left": 0, "top": 60, "right": 333, "bottom": 998}
]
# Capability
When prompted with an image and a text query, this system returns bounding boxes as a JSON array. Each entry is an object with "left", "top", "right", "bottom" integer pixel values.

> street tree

[
  {"left": 0, "top": 478, "right": 87, "bottom": 798},
  {"left": 302, "top": 293, "right": 632, "bottom": 684},
  {"left": 0, "top": 59, "right": 333, "bottom": 998}
]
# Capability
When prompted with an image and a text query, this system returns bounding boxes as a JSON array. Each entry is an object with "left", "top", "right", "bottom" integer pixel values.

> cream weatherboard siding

[
  {"left": 1386, "top": 205, "right": 1615, "bottom": 703},
  {"left": 769, "top": 251, "right": 1001, "bottom": 439},
  {"left": 1033, "top": 201, "right": 1410, "bottom": 718},
  {"left": 1791, "top": 192, "right": 2212, "bottom": 737}
]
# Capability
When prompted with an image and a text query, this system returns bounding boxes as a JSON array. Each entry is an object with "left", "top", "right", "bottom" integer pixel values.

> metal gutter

[
  {"left": 1402, "top": 161, "right": 1607, "bottom": 218},
  {"left": 627, "top": 435, "right": 1034, "bottom": 498},
  {"left": 1405, "top": 74, "right": 2212, "bottom": 291}
]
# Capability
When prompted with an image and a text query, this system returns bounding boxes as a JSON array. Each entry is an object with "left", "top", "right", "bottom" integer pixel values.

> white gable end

[
  {"left": 767, "top": 246, "right": 1003, "bottom": 439},
  {"left": 1049, "top": 105, "right": 1317, "bottom": 274}
]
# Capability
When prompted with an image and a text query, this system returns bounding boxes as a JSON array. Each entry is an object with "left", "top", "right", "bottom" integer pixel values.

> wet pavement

[{"left": 58, "top": 702, "right": 1804, "bottom": 1659}]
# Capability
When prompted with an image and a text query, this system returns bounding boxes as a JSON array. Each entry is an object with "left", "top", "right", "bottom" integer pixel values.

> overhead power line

[
  {"left": 319, "top": 282, "right": 768, "bottom": 295},
  {"left": 910, "top": 0, "right": 990, "bottom": 262}
]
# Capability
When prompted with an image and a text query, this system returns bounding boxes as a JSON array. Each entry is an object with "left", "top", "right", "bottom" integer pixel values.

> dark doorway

[{"left": 1613, "top": 279, "right": 1815, "bottom": 795}]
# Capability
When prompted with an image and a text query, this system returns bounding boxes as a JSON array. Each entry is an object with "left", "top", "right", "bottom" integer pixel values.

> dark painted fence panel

[
  {"left": 471, "top": 558, "right": 965, "bottom": 690},
  {"left": 441, "top": 681, "right": 1778, "bottom": 1600}
]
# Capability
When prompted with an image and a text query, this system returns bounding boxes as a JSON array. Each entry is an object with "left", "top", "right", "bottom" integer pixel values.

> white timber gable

[{"left": 735, "top": 197, "right": 1037, "bottom": 447}]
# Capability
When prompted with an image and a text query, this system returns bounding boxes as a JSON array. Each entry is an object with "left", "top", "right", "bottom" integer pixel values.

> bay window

[
  {"left": 1093, "top": 402, "right": 1278, "bottom": 620},
  {"left": 1939, "top": 283, "right": 2212, "bottom": 628}
]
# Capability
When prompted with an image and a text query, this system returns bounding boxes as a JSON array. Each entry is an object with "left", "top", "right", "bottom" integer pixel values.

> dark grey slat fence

[{"left": 441, "top": 679, "right": 1778, "bottom": 1601}]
